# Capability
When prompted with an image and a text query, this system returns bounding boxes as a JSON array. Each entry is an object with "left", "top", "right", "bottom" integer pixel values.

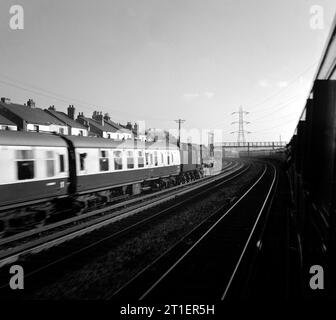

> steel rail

[
  {"left": 221, "top": 163, "right": 277, "bottom": 299},
  {"left": 0, "top": 161, "right": 235, "bottom": 247},
  {"left": 136, "top": 163, "right": 268, "bottom": 300},
  {"left": 0, "top": 161, "right": 246, "bottom": 269}
]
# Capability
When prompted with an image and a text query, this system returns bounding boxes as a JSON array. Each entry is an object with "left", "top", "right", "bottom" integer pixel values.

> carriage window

[
  {"left": 171, "top": 152, "right": 174, "bottom": 164},
  {"left": 161, "top": 152, "right": 164, "bottom": 164},
  {"left": 99, "top": 150, "right": 109, "bottom": 171},
  {"left": 138, "top": 151, "right": 144, "bottom": 168},
  {"left": 127, "top": 151, "right": 134, "bottom": 169},
  {"left": 113, "top": 151, "right": 123, "bottom": 170},
  {"left": 59, "top": 154, "right": 65, "bottom": 172},
  {"left": 145, "top": 152, "right": 149, "bottom": 166},
  {"left": 16, "top": 150, "right": 35, "bottom": 180},
  {"left": 79, "top": 153, "right": 87, "bottom": 171},
  {"left": 46, "top": 151, "right": 55, "bottom": 177},
  {"left": 167, "top": 153, "right": 170, "bottom": 165},
  {"left": 154, "top": 151, "right": 158, "bottom": 166}
]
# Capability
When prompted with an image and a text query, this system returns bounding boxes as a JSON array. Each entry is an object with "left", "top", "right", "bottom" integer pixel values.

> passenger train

[{"left": 0, "top": 131, "right": 206, "bottom": 236}]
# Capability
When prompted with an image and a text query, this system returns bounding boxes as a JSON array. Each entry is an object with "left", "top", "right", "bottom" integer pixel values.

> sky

[{"left": 0, "top": 0, "right": 335, "bottom": 143}]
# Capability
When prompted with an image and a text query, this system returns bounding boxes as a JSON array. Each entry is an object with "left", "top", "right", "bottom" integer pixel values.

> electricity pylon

[{"left": 231, "top": 106, "right": 251, "bottom": 146}]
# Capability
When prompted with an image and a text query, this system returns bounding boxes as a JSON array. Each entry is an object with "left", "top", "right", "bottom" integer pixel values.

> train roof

[
  {"left": 0, "top": 131, "right": 179, "bottom": 150},
  {"left": 0, "top": 131, "right": 68, "bottom": 147},
  {"left": 67, "top": 135, "right": 179, "bottom": 150}
]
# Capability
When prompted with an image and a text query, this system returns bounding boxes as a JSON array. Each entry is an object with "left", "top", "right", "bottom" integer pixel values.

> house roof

[
  {"left": 0, "top": 114, "right": 16, "bottom": 126},
  {"left": 45, "top": 109, "right": 87, "bottom": 130},
  {"left": 0, "top": 102, "right": 65, "bottom": 126},
  {"left": 78, "top": 116, "right": 119, "bottom": 133},
  {"left": 105, "top": 119, "right": 132, "bottom": 134},
  {"left": 131, "top": 129, "right": 146, "bottom": 136}
]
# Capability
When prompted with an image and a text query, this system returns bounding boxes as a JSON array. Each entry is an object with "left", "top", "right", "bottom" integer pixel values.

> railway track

[
  {"left": 0, "top": 161, "right": 240, "bottom": 266},
  {"left": 1, "top": 161, "right": 235, "bottom": 242},
  {"left": 0, "top": 159, "right": 250, "bottom": 292},
  {"left": 108, "top": 162, "right": 278, "bottom": 301}
]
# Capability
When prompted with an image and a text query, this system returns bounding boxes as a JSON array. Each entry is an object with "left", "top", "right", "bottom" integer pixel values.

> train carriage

[
  {"left": 65, "top": 136, "right": 181, "bottom": 197},
  {"left": 0, "top": 131, "right": 206, "bottom": 235},
  {"left": 0, "top": 131, "right": 70, "bottom": 208}
]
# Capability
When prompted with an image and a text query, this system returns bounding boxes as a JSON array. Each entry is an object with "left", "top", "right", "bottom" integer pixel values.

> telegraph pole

[
  {"left": 231, "top": 106, "right": 250, "bottom": 146},
  {"left": 175, "top": 119, "right": 185, "bottom": 148},
  {"left": 208, "top": 131, "right": 214, "bottom": 157}
]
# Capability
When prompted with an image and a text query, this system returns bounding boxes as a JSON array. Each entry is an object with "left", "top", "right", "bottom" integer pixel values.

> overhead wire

[{"left": 0, "top": 73, "right": 171, "bottom": 122}]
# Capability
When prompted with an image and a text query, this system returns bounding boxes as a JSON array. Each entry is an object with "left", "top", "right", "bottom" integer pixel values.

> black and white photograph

[{"left": 0, "top": 0, "right": 336, "bottom": 312}]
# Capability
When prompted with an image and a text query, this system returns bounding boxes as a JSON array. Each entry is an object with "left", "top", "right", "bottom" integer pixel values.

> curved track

[
  {"left": 109, "top": 162, "right": 277, "bottom": 301},
  {"left": 0, "top": 161, "right": 240, "bottom": 267},
  {"left": 0, "top": 160, "right": 252, "bottom": 298}
]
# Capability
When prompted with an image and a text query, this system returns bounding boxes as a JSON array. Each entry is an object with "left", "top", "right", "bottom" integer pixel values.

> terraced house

[
  {"left": 45, "top": 105, "right": 88, "bottom": 136},
  {"left": 0, "top": 113, "right": 17, "bottom": 131},
  {"left": 76, "top": 111, "right": 133, "bottom": 140},
  {"left": 0, "top": 98, "right": 68, "bottom": 134}
]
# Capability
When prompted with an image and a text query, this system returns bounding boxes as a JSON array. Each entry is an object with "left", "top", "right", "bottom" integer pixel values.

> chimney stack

[
  {"left": 77, "top": 112, "right": 83, "bottom": 118},
  {"left": 92, "top": 111, "right": 104, "bottom": 126},
  {"left": 1, "top": 97, "right": 11, "bottom": 104},
  {"left": 104, "top": 113, "right": 110, "bottom": 122},
  {"left": 27, "top": 99, "right": 36, "bottom": 108},
  {"left": 126, "top": 122, "right": 133, "bottom": 131},
  {"left": 67, "top": 104, "right": 75, "bottom": 120},
  {"left": 48, "top": 105, "right": 56, "bottom": 111},
  {"left": 77, "top": 112, "right": 89, "bottom": 129}
]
